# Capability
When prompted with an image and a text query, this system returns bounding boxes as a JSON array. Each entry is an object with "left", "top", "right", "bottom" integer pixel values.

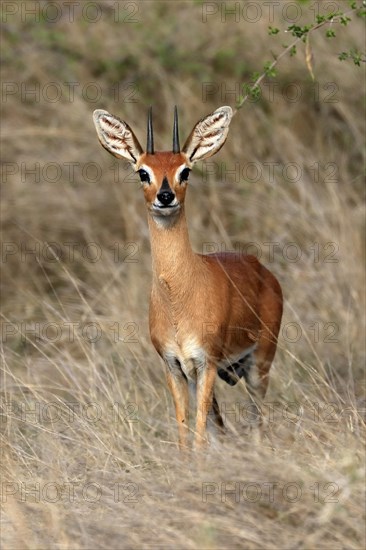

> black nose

[{"left": 157, "top": 191, "right": 175, "bottom": 206}]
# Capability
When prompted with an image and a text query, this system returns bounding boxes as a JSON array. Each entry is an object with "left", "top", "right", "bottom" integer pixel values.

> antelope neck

[{"left": 148, "top": 208, "right": 201, "bottom": 284}]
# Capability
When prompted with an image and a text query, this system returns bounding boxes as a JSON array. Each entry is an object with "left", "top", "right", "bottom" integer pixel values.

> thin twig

[{"left": 234, "top": 7, "right": 359, "bottom": 115}]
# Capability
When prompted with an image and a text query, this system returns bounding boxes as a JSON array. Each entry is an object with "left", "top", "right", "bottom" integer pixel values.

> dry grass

[{"left": 1, "top": 1, "right": 365, "bottom": 548}]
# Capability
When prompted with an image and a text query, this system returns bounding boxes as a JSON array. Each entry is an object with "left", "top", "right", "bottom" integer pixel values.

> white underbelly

[
  {"left": 217, "top": 343, "right": 257, "bottom": 369},
  {"left": 163, "top": 337, "right": 257, "bottom": 383}
]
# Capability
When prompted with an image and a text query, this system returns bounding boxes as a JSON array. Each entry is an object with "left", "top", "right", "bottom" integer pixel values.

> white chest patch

[{"left": 163, "top": 337, "right": 206, "bottom": 382}]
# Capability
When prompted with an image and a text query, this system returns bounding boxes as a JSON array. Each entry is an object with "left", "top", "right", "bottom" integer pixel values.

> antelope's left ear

[
  {"left": 182, "top": 106, "right": 233, "bottom": 164},
  {"left": 93, "top": 109, "right": 143, "bottom": 165}
]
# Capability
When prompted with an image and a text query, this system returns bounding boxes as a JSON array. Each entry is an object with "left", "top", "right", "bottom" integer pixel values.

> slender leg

[
  {"left": 247, "top": 310, "right": 280, "bottom": 429},
  {"left": 165, "top": 367, "right": 189, "bottom": 450},
  {"left": 245, "top": 367, "right": 268, "bottom": 428},
  {"left": 195, "top": 364, "right": 217, "bottom": 447},
  {"left": 246, "top": 267, "right": 282, "bottom": 429},
  {"left": 212, "top": 393, "right": 225, "bottom": 433}
]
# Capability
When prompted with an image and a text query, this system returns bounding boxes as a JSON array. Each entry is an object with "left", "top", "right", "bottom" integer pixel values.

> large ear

[
  {"left": 182, "top": 106, "right": 233, "bottom": 164},
  {"left": 93, "top": 109, "right": 143, "bottom": 165}
]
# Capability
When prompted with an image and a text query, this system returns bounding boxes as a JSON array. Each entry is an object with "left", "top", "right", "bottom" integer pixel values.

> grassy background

[{"left": 1, "top": 1, "right": 365, "bottom": 548}]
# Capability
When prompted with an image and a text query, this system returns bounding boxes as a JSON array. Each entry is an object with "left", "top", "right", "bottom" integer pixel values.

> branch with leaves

[{"left": 235, "top": 0, "right": 366, "bottom": 113}]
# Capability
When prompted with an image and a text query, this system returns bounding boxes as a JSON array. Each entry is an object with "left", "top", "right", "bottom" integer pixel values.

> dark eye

[
  {"left": 180, "top": 168, "right": 191, "bottom": 183},
  {"left": 138, "top": 169, "right": 150, "bottom": 183}
]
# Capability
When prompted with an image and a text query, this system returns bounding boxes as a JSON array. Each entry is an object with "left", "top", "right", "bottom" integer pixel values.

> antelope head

[{"left": 93, "top": 105, "right": 233, "bottom": 222}]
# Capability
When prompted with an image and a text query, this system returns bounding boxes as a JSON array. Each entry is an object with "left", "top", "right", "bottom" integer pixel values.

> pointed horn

[
  {"left": 147, "top": 106, "right": 154, "bottom": 154},
  {"left": 172, "top": 105, "right": 180, "bottom": 153}
]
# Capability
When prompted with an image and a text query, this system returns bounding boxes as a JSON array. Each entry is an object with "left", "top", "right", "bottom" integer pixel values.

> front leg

[
  {"left": 165, "top": 366, "right": 189, "bottom": 450},
  {"left": 195, "top": 363, "right": 217, "bottom": 447}
]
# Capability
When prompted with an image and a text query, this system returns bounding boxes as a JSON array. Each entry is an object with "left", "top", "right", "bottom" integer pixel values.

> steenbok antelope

[{"left": 93, "top": 106, "right": 283, "bottom": 449}]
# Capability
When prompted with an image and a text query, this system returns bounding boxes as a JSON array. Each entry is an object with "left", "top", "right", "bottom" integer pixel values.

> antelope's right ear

[{"left": 93, "top": 110, "right": 143, "bottom": 165}]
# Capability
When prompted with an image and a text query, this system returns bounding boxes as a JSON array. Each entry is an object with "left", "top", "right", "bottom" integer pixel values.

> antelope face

[
  {"left": 92, "top": 105, "right": 233, "bottom": 220},
  {"left": 136, "top": 152, "right": 190, "bottom": 218}
]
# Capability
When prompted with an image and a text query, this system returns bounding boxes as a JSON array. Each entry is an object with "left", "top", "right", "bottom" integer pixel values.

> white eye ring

[
  {"left": 137, "top": 165, "right": 154, "bottom": 184},
  {"left": 138, "top": 169, "right": 150, "bottom": 183},
  {"left": 178, "top": 167, "right": 191, "bottom": 183}
]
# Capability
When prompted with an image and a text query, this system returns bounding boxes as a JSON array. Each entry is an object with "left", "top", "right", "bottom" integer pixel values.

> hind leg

[
  {"left": 244, "top": 342, "right": 278, "bottom": 431},
  {"left": 244, "top": 357, "right": 270, "bottom": 428},
  {"left": 211, "top": 392, "right": 225, "bottom": 433},
  {"left": 246, "top": 270, "right": 283, "bottom": 428}
]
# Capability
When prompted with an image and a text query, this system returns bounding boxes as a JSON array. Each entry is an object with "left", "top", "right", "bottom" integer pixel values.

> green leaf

[
  {"left": 242, "top": 83, "right": 261, "bottom": 101},
  {"left": 352, "top": 53, "right": 362, "bottom": 66},
  {"left": 263, "top": 61, "right": 277, "bottom": 78},
  {"left": 337, "top": 48, "right": 365, "bottom": 66},
  {"left": 250, "top": 71, "right": 261, "bottom": 81},
  {"left": 290, "top": 45, "right": 297, "bottom": 57},
  {"left": 287, "top": 25, "right": 299, "bottom": 38},
  {"left": 340, "top": 15, "right": 352, "bottom": 25},
  {"left": 316, "top": 15, "right": 326, "bottom": 24},
  {"left": 326, "top": 29, "right": 336, "bottom": 38}
]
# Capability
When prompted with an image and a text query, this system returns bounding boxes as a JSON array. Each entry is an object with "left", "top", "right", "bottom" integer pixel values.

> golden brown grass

[{"left": 1, "top": 1, "right": 365, "bottom": 548}]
